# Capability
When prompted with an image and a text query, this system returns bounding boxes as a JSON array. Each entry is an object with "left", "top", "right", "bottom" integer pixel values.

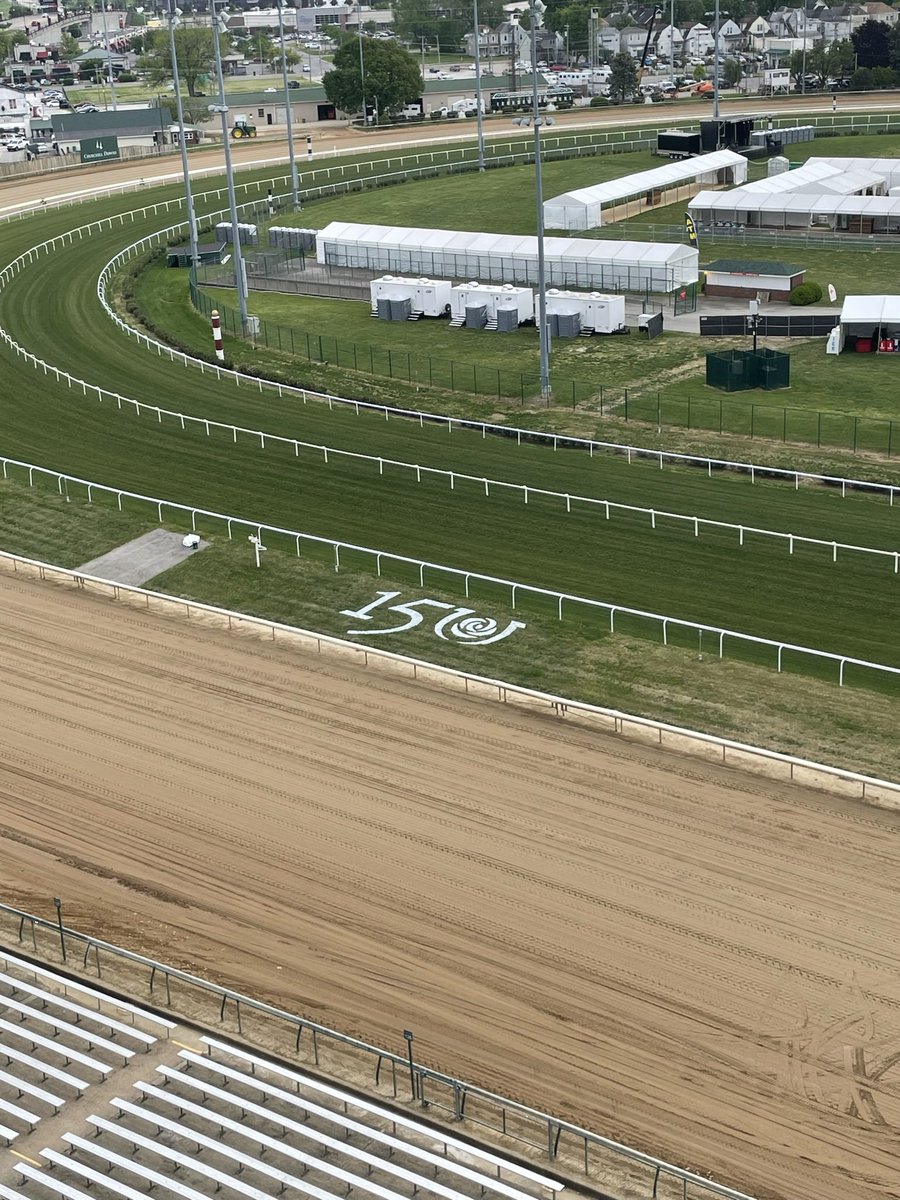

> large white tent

[
  {"left": 805, "top": 157, "right": 900, "bottom": 190},
  {"left": 316, "top": 222, "right": 699, "bottom": 293},
  {"left": 688, "top": 190, "right": 900, "bottom": 232},
  {"left": 831, "top": 294, "right": 900, "bottom": 354},
  {"left": 542, "top": 150, "right": 748, "bottom": 231}
]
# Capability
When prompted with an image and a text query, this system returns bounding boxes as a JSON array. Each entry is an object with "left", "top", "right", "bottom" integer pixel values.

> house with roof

[
  {"left": 744, "top": 15, "right": 772, "bottom": 47},
  {"left": 0, "top": 85, "right": 30, "bottom": 120},
  {"left": 50, "top": 105, "right": 174, "bottom": 154},
  {"left": 596, "top": 23, "right": 622, "bottom": 55},
  {"left": 462, "top": 20, "right": 527, "bottom": 57},
  {"left": 655, "top": 24, "right": 684, "bottom": 60},
  {"left": 684, "top": 22, "right": 714, "bottom": 56},
  {"left": 619, "top": 25, "right": 652, "bottom": 56},
  {"left": 713, "top": 17, "right": 744, "bottom": 53},
  {"left": 863, "top": 1, "right": 898, "bottom": 23}
]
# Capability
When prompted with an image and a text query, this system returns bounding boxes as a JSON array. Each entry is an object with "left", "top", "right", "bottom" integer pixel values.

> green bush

[
  {"left": 116, "top": 71, "right": 138, "bottom": 82},
  {"left": 789, "top": 281, "right": 823, "bottom": 306},
  {"left": 589, "top": 95, "right": 609, "bottom": 107}
]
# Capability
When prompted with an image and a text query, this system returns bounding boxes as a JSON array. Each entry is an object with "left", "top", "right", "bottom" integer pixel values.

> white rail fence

[
  {"left": 1, "top": 547, "right": 898, "bottom": 807},
  {"left": 0, "top": 453, "right": 898, "bottom": 689}
]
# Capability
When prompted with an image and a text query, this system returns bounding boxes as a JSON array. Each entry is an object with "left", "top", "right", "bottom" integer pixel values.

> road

[
  {"left": 0, "top": 570, "right": 899, "bottom": 1200},
  {"left": 2, "top": 94, "right": 899, "bottom": 218}
]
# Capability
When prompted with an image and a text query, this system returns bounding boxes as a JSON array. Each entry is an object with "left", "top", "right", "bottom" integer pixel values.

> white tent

[
  {"left": 833, "top": 295, "right": 900, "bottom": 354},
  {"left": 542, "top": 150, "right": 748, "bottom": 231},
  {"left": 806, "top": 157, "right": 900, "bottom": 190},
  {"left": 316, "top": 222, "right": 698, "bottom": 293},
  {"left": 689, "top": 190, "right": 900, "bottom": 232}
]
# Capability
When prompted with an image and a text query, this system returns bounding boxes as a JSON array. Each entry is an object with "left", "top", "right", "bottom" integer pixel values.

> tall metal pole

[
  {"left": 209, "top": 0, "right": 249, "bottom": 334},
  {"left": 357, "top": 1, "right": 368, "bottom": 123},
  {"left": 277, "top": 0, "right": 299, "bottom": 208},
  {"left": 530, "top": 0, "right": 550, "bottom": 401},
  {"left": 473, "top": 0, "right": 485, "bottom": 170},
  {"left": 669, "top": 0, "right": 674, "bottom": 83},
  {"left": 712, "top": 0, "right": 720, "bottom": 118},
  {"left": 167, "top": 0, "right": 198, "bottom": 267},
  {"left": 99, "top": 0, "right": 117, "bottom": 111}
]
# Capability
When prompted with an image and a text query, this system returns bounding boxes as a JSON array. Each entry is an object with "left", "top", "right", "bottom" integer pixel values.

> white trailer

[
  {"left": 545, "top": 290, "right": 626, "bottom": 334},
  {"left": 449, "top": 282, "right": 534, "bottom": 323},
  {"left": 369, "top": 275, "right": 452, "bottom": 318}
]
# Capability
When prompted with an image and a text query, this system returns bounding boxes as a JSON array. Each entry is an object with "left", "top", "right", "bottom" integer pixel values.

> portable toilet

[{"left": 370, "top": 275, "right": 451, "bottom": 317}]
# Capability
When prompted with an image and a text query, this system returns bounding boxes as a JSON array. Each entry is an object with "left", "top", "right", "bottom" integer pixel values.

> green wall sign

[{"left": 80, "top": 135, "right": 120, "bottom": 164}]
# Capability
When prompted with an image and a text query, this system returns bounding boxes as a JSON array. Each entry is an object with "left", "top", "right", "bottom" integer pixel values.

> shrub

[
  {"left": 116, "top": 71, "right": 138, "bottom": 82},
  {"left": 789, "top": 281, "right": 823, "bottom": 306},
  {"left": 589, "top": 95, "right": 609, "bottom": 107}
]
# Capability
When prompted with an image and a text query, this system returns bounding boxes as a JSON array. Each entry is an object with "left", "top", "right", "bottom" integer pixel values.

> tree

[
  {"left": 849, "top": 65, "right": 875, "bottom": 89},
  {"left": 392, "top": 0, "right": 503, "bottom": 50},
  {"left": 852, "top": 17, "right": 890, "bottom": 69},
  {"left": 873, "top": 64, "right": 898, "bottom": 86},
  {"left": 79, "top": 56, "right": 106, "bottom": 82},
  {"left": 323, "top": 36, "right": 422, "bottom": 120},
  {"left": 0, "top": 28, "right": 27, "bottom": 70},
  {"left": 828, "top": 38, "right": 855, "bottom": 80},
  {"left": 66, "top": 23, "right": 82, "bottom": 37},
  {"left": 139, "top": 25, "right": 224, "bottom": 97},
  {"left": 59, "top": 31, "right": 81, "bottom": 60},
  {"left": 692, "top": 62, "right": 706, "bottom": 80},
  {"left": 722, "top": 56, "right": 742, "bottom": 86},
  {"left": 7, "top": 6, "right": 31, "bottom": 18},
  {"left": 607, "top": 49, "right": 637, "bottom": 101}
]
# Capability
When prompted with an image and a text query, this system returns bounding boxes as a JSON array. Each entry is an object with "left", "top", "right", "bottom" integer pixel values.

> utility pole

[
  {"left": 528, "top": 0, "right": 550, "bottom": 400},
  {"left": 98, "top": 0, "right": 117, "bottom": 110}
]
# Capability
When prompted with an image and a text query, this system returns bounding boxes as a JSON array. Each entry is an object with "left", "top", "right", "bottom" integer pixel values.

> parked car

[{"left": 5, "top": 137, "right": 27, "bottom": 151}]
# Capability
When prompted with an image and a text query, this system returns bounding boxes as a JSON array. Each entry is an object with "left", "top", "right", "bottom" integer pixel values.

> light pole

[
  {"left": 514, "top": 0, "right": 551, "bottom": 402},
  {"left": 472, "top": 0, "right": 485, "bottom": 170},
  {"left": 712, "top": 0, "right": 720, "bottom": 118},
  {"left": 98, "top": 0, "right": 117, "bottom": 111},
  {"left": 276, "top": 0, "right": 299, "bottom": 208},
  {"left": 669, "top": 0, "right": 674, "bottom": 85},
  {"left": 166, "top": 0, "right": 199, "bottom": 267},
  {"left": 357, "top": 0, "right": 368, "bottom": 124},
  {"left": 209, "top": 0, "right": 249, "bottom": 334}
]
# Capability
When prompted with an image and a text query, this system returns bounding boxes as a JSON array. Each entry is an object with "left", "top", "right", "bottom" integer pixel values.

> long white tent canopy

[
  {"left": 688, "top": 190, "right": 900, "bottom": 231},
  {"left": 316, "top": 222, "right": 699, "bottom": 293},
  {"left": 542, "top": 150, "right": 748, "bottom": 231},
  {"left": 805, "top": 157, "right": 900, "bottom": 190},
  {"left": 832, "top": 294, "right": 900, "bottom": 353}
]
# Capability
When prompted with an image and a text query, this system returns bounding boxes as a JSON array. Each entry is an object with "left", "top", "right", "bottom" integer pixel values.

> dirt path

[{"left": 0, "top": 571, "right": 899, "bottom": 1200}]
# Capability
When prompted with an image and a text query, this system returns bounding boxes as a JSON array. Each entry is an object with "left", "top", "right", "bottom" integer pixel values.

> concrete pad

[{"left": 77, "top": 529, "right": 208, "bottom": 587}]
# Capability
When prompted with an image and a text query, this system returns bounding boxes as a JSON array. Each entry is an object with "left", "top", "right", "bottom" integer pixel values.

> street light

[
  {"left": 166, "top": 0, "right": 199, "bottom": 268},
  {"left": 712, "top": 0, "right": 721, "bottom": 119},
  {"left": 513, "top": 0, "right": 551, "bottom": 402},
  {"left": 275, "top": 0, "right": 299, "bottom": 209},
  {"left": 472, "top": 0, "right": 485, "bottom": 170},
  {"left": 209, "top": 0, "right": 250, "bottom": 335}
]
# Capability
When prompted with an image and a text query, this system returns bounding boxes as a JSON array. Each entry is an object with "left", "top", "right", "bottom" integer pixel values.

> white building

[{"left": 0, "top": 86, "right": 30, "bottom": 120}]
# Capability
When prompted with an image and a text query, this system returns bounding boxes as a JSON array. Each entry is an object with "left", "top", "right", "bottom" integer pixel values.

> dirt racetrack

[{"left": 1, "top": 570, "right": 900, "bottom": 1200}]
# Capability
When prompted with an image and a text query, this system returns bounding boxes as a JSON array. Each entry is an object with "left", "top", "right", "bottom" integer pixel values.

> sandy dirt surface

[{"left": 1, "top": 572, "right": 900, "bottom": 1200}]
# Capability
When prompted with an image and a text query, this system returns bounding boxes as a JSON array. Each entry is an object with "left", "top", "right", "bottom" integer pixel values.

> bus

[{"left": 488, "top": 86, "right": 575, "bottom": 112}]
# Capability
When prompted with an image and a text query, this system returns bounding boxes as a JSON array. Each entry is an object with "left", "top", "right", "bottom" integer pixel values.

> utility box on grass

[{"left": 706, "top": 347, "right": 790, "bottom": 391}]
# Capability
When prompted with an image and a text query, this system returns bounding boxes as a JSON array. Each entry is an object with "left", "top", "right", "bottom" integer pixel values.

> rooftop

[{"left": 703, "top": 258, "right": 805, "bottom": 274}]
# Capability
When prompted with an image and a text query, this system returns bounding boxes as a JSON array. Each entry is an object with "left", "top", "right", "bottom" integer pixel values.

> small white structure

[
  {"left": 542, "top": 150, "right": 748, "bottom": 231},
  {"left": 369, "top": 276, "right": 452, "bottom": 318},
  {"left": 545, "top": 290, "right": 625, "bottom": 334},
  {"left": 450, "top": 282, "right": 534, "bottom": 328},
  {"left": 832, "top": 295, "right": 900, "bottom": 355}
]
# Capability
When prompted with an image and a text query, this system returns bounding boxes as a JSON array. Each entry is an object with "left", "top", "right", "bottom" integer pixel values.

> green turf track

[{"left": 0, "top": 165, "right": 899, "bottom": 685}]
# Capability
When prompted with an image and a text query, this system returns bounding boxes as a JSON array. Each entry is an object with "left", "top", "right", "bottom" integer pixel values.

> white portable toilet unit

[
  {"left": 369, "top": 275, "right": 452, "bottom": 318},
  {"left": 449, "top": 282, "right": 534, "bottom": 324},
  {"left": 545, "top": 290, "right": 626, "bottom": 334},
  {"left": 767, "top": 155, "right": 790, "bottom": 177}
]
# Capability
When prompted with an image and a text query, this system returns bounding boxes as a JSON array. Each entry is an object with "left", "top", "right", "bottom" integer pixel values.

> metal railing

[{"left": 0, "top": 896, "right": 758, "bottom": 1200}]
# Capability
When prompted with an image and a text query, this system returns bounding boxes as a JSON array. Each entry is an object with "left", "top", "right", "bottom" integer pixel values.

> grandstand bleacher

[{"left": 0, "top": 950, "right": 564, "bottom": 1200}]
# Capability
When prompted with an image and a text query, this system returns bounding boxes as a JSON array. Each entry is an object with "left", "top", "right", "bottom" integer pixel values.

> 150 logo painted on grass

[{"left": 341, "top": 592, "right": 525, "bottom": 646}]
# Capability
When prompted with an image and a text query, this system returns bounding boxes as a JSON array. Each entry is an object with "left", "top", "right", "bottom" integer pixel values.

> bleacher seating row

[{"left": 0, "top": 950, "right": 564, "bottom": 1200}]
